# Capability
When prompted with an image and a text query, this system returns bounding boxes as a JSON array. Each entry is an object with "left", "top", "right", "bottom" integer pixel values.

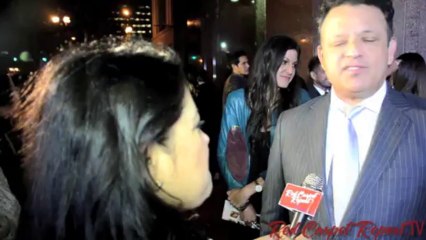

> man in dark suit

[
  {"left": 261, "top": 0, "right": 426, "bottom": 239},
  {"left": 306, "top": 56, "right": 331, "bottom": 98}
]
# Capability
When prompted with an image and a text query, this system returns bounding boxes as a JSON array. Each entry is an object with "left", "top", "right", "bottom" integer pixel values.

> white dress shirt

[{"left": 325, "top": 81, "right": 387, "bottom": 182}]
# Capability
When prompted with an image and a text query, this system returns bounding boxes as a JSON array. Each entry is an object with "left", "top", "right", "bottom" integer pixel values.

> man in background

[
  {"left": 222, "top": 50, "right": 250, "bottom": 104},
  {"left": 306, "top": 56, "right": 331, "bottom": 98}
]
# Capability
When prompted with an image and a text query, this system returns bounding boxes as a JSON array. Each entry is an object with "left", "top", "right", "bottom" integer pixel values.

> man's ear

[
  {"left": 147, "top": 143, "right": 173, "bottom": 186},
  {"left": 231, "top": 63, "right": 237, "bottom": 71},
  {"left": 317, "top": 45, "right": 325, "bottom": 69},
  {"left": 310, "top": 71, "right": 317, "bottom": 81},
  {"left": 387, "top": 37, "right": 398, "bottom": 65}
]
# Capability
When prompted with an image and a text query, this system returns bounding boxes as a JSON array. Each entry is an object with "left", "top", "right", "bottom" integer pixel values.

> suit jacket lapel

[
  {"left": 342, "top": 88, "right": 412, "bottom": 224},
  {"left": 307, "top": 84, "right": 321, "bottom": 98},
  {"left": 307, "top": 95, "right": 333, "bottom": 226}
]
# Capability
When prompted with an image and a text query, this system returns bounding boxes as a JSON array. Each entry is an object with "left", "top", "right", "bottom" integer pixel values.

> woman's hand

[
  {"left": 240, "top": 204, "right": 257, "bottom": 224},
  {"left": 227, "top": 177, "right": 264, "bottom": 207},
  {"left": 227, "top": 188, "right": 251, "bottom": 208}
]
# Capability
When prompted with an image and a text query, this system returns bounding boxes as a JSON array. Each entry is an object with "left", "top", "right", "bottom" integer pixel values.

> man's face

[
  {"left": 311, "top": 65, "right": 331, "bottom": 89},
  {"left": 233, "top": 56, "right": 250, "bottom": 75},
  {"left": 317, "top": 4, "right": 397, "bottom": 104}
]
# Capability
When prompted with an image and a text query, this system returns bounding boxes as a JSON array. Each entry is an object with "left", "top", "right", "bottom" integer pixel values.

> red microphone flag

[{"left": 279, "top": 183, "right": 323, "bottom": 217}]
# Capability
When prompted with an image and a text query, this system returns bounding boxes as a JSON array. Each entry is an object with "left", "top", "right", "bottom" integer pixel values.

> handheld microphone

[{"left": 278, "top": 173, "right": 324, "bottom": 239}]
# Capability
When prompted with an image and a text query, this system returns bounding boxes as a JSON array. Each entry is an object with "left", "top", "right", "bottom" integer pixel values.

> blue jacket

[{"left": 217, "top": 88, "right": 310, "bottom": 189}]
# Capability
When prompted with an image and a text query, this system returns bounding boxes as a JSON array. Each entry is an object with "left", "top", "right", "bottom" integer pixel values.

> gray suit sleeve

[{"left": 260, "top": 112, "right": 287, "bottom": 235}]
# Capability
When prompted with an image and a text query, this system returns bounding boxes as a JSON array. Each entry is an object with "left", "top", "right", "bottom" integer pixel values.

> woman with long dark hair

[
  {"left": 391, "top": 52, "right": 426, "bottom": 98},
  {"left": 217, "top": 35, "right": 309, "bottom": 237},
  {"left": 15, "top": 39, "right": 212, "bottom": 240}
]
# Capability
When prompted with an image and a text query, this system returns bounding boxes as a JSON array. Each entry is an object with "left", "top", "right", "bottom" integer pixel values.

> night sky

[
  {"left": 0, "top": 0, "right": 203, "bottom": 70},
  {"left": 0, "top": 0, "right": 133, "bottom": 53}
]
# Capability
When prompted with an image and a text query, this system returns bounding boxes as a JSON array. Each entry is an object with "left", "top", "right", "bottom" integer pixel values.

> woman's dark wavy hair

[
  {"left": 245, "top": 35, "right": 301, "bottom": 145},
  {"left": 392, "top": 52, "right": 426, "bottom": 98},
  {"left": 14, "top": 39, "right": 204, "bottom": 240}
]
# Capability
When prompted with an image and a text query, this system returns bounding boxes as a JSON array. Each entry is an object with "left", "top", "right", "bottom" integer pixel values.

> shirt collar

[
  {"left": 330, "top": 81, "right": 387, "bottom": 115},
  {"left": 313, "top": 84, "right": 326, "bottom": 95}
]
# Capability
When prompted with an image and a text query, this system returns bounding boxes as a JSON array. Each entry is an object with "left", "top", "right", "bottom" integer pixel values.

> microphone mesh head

[{"left": 302, "top": 173, "right": 324, "bottom": 191}]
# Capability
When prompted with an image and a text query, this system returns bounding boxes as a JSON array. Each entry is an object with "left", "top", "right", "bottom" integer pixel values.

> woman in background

[
  {"left": 217, "top": 35, "right": 309, "bottom": 238},
  {"left": 15, "top": 39, "right": 212, "bottom": 240},
  {"left": 391, "top": 52, "right": 426, "bottom": 98}
]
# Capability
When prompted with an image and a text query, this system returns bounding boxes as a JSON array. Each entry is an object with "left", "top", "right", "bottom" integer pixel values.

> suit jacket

[
  {"left": 306, "top": 84, "right": 321, "bottom": 99},
  {"left": 261, "top": 87, "right": 426, "bottom": 239}
]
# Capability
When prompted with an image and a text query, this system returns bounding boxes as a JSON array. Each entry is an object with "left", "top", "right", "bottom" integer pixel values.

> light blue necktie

[{"left": 332, "top": 106, "right": 363, "bottom": 226}]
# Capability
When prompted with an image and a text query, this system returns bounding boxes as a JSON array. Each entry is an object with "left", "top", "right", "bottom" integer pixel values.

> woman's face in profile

[
  {"left": 150, "top": 89, "right": 212, "bottom": 209},
  {"left": 275, "top": 49, "right": 298, "bottom": 88}
]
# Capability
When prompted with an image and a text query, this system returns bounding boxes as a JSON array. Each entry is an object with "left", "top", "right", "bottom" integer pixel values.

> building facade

[{"left": 111, "top": 2, "right": 152, "bottom": 39}]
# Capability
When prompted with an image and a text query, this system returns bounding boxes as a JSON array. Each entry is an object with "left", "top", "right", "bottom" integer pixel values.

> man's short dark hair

[
  {"left": 308, "top": 56, "right": 321, "bottom": 73},
  {"left": 317, "top": 0, "right": 394, "bottom": 39},
  {"left": 228, "top": 50, "right": 247, "bottom": 67}
]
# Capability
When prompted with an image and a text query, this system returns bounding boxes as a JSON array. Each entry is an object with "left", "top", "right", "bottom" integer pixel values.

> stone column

[
  {"left": 393, "top": 0, "right": 426, "bottom": 59},
  {"left": 255, "top": 0, "right": 267, "bottom": 47}
]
